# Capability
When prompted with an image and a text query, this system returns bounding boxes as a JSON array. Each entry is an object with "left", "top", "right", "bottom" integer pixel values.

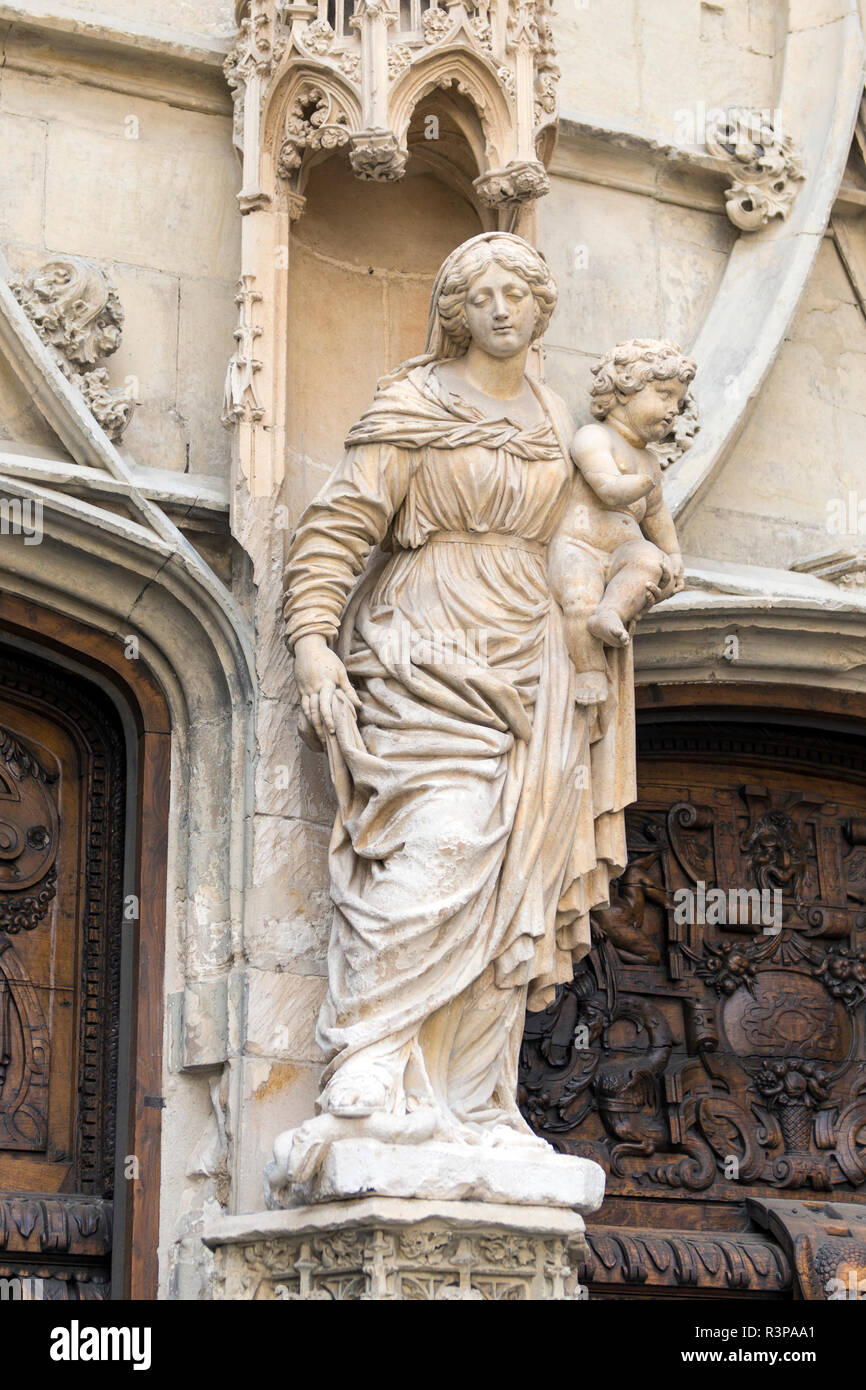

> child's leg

[
  {"left": 588, "top": 539, "right": 667, "bottom": 646},
  {"left": 548, "top": 540, "right": 608, "bottom": 703}
]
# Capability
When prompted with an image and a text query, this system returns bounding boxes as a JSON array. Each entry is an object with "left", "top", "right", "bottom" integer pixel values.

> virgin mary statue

[{"left": 275, "top": 231, "right": 634, "bottom": 1179}]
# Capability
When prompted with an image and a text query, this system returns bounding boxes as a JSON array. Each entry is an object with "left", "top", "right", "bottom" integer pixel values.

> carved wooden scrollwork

[
  {"left": 0, "top": 938, "right": 49, "bottom": 1149},
  {"left": 519, "top": 720, "right": 866, "bottom": 1290},
  {"left": 0, "top": 726, "right": 58, "bottom": 1151},
  {"left": 0, "top": 725, "right": 58, "bottom": 920}
]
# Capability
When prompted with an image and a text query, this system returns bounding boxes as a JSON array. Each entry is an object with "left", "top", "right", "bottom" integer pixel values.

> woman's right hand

[{"left": 293, "top": 633, "right": 361, "bottom": 743}]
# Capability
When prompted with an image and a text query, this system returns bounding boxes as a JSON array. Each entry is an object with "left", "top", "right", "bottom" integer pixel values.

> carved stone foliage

[
  {"left": 651, "top": 390, "right": 700, "bottom": 470},
  {"left": 519, "top": 723, "right": 866, "bottom": 1216},
  {"left": 705, "top": 107, "right": 806, "bottom": 232},
  {"left": 222, "top": 275, "right": 265, "bottom": 427},
  {"left": 228, "top": 0, "right": 560, "bottom": 213},
  {"left": 473, "top": 159, "right": 550, "bottom": 207},
  {"left": 10, "top": 257, "right": 137, "bottom": 441},
  {"left": 214, "top": 1214, "right": 587, "bottom": 1300}
]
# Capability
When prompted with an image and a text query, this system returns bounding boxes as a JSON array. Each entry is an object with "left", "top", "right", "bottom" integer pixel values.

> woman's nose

[{"left": 491, "top": 292, "right": 509, "bottom": 320}]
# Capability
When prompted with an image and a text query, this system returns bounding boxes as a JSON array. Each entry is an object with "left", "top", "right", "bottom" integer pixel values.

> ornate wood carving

[
  {"left": 519, "top": 718, "right": 866, "bottom": 1295},
  {"left": 0, "top": 1193, "right": 111, "bottom": 1258},
  {"left": 0, "top": 648, "right": 126, "bottom": 1298},
  {"left": 747, "top": 1197, "right": 866, "bottom": 1300},
  {"left": 0, "top": 939, "right": 49, "bottom": 1149},
  {"left": 579, "top": 1226, "right": 792, "bottom": 1297}
]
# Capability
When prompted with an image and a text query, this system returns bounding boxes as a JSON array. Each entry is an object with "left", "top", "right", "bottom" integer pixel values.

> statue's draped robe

[{"left": 284, "top": 364, "right": 635, "bottom": 1126}]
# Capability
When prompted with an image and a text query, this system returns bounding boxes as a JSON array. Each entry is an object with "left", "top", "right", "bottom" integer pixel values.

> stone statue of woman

[{"left": 268, "top": 232, "right": 638, "bottom": 1201}]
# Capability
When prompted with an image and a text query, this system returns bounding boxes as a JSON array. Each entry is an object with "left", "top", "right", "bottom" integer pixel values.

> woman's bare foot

[
  {"left": 587, "top": 607, "right": 630, "bottom": 647},
  {"left": 321, "top": 1065, "right": 392, "bottom": 1117}
]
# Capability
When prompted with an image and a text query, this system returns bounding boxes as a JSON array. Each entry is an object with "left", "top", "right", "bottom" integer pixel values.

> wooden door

[
  {"left": 520, "top": 713, "right": 866, "bottom": 1299},
  {"left": 0, "top": 648, "right": 124, "bottom": 1300}
]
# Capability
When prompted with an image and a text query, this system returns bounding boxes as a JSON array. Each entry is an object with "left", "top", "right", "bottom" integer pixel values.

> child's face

[{"left": 622, "top": 378, "right": 688, "bottom": 442}]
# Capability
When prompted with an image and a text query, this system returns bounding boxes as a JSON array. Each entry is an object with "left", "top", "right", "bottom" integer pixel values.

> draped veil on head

[{"left": 376, "top": 231, "right": 557, "bottom": 388}]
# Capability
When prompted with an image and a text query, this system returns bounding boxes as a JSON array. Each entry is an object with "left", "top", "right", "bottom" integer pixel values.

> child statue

[{"left": 549, "top": 338, "right": 696, "bottom": 704}]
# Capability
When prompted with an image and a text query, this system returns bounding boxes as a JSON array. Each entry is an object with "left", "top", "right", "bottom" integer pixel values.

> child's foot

[
  {"left": 574, "top": 670, "right": 608, "bottom": 704},
  {"left": 588, "top": 608, "right": 630, "bottom": 647}
]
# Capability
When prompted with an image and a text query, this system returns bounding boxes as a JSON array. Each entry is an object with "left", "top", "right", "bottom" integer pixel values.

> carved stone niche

[
  {"left": 222, "top": 0, "right": 560, "bottom": 495},
  {"left": 205, "top": 1198, "right": 589, "bottom": 1301},
  {"left": 226, "top": 0, "right": 559, "bottom": 214}
]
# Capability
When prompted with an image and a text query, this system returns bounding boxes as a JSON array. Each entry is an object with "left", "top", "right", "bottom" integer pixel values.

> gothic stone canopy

[{"left": 226, "top": 0, "right": 560, "bottom": 218}]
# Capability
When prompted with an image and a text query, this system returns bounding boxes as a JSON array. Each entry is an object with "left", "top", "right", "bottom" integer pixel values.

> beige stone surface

[
  {"left": 7, "top": 0, "right": 866, "bottom": 1306},
  {"left": 0, "top": 72, "right": 241, "bottom": 281},
  {"left": 0, "top": 355, "right": 64, "bottom": 448},
  {"left": 236, "top": 1057, "right": 323, "bottom": 1214},
  {"left": 554, "top": 0, "right": 777, "bottom": 141},
  {"left": 0, "top": 112, "right": 46, "bottom": 247},
  {"left": 539, "top": 178, "right": 730, "bottom": 394},
  {"left": 246, "top": 816, "right": 332, "bottom": 973},
  {"left": 176, "top": 275, "right": 239, "bottom": 477},
  {"left": 108, "top": 261, "right": 182, "bottom": 467},
  {"left": 294, "top": 1138, "right": 606, "bottom": 1211},
  {"left": 19, "top": 0, "right": 236, "bottom": 40},
  {"left": 245, "top": 971, "right": 328, "bottom": 1065},
  {"left": 680, "top": 236, "right": 866, "bottom": 567},
  {"left": 285, "top": 157, "right": 482, "bottom": 481}
]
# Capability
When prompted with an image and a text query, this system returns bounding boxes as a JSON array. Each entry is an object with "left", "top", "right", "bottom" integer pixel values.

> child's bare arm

[
  {"left": 571, "top": 425, "right": 654, "bottom": 507},
  {"left": 641, "top": 475, "right": 683, "bottom": 587}
]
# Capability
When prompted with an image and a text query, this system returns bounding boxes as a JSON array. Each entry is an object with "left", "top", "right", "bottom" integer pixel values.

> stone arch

[{"left": 389, "top": 48, "right": 514, "bottom": 172}]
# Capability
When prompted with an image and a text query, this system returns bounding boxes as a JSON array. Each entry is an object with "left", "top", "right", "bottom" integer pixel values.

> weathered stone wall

[
  {"left": 0, "top": 9, "right": 239, "bottom": 477},
  {"left": 680, "top": 232, "right": 866, "bottom": 566},
  {"left": 557, "top": 0, "right": 782, "bottom": 139}
]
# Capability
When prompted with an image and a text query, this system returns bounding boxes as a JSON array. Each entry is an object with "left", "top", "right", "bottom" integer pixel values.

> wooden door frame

[
  {"left": 637, "top": 679, "right": 866, "bottom": 725},
  {"left": 0, "top": 593, "right": 170, "bottom": 1301}
]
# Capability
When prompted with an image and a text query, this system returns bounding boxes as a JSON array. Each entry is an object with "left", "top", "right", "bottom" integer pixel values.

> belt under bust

[{"left": 419, "top": 529, "right": 547, "bottom": 558}]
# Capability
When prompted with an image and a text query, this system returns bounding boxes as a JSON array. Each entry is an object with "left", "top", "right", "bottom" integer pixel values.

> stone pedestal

[
  {"left": 204, "top": 1196, "right": 593, "bottom": 1301},
  {"left": 269, "top": 1134, "right": 606, "bottom": 1211}
]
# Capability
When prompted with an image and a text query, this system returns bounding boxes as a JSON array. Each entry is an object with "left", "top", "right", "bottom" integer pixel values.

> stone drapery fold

[{"left": 283, "top": 364, "right": 634, "bottom": 1121}]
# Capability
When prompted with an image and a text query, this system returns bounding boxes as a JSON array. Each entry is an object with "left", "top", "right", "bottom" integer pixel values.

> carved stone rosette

[
  {"left": 705, "top": 107, "right": 805, "bottom": 232},
  {"left": 10, "top": 256, "right": 137, "bottom": 441},
  {"left": 206, "top": 1198, "right": 589, "bottom": 1301}
]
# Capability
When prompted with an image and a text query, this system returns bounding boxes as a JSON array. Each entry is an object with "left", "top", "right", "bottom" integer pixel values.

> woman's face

[{"left": 463, "top": 261, "right": 537, "bottom": 358}]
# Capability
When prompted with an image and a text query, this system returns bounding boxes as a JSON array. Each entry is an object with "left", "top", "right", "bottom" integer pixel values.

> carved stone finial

[
  {"left": 222, "top": 274, "right": 265, "bottom": 428},
  {"left": 10, "top": 256, "right": 137, "bottom": 442},
  {"left": 705, "top": 107, "right": 805, "bottom": 232}
]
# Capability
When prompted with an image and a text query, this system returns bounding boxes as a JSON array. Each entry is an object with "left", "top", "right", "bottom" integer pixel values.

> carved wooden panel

[
  {"left": 0, "top": 649, "right": 125, "bottom": 1298},
  {"left": 520, "top": 718, "right": 866, "bottom": 1298}
]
